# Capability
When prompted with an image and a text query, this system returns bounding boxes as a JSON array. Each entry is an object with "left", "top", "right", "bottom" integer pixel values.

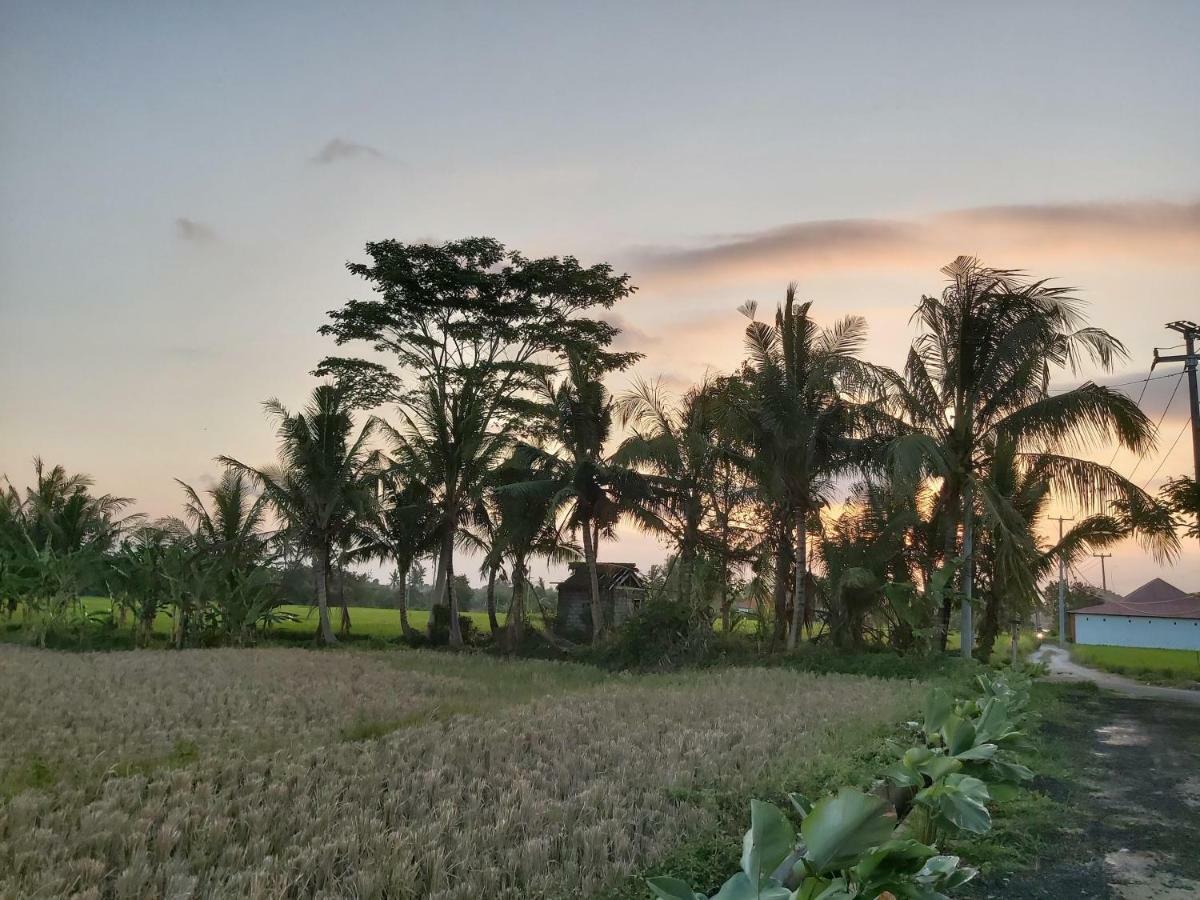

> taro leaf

[
  {"left": 850, "top": 838, "right": 936, "bottom": 881},
  {"left": 712, "top": 872, "right": 791, "bottom": 900},
  {"left": 973, "top": 698, "right": 1015, "bottom": 743},
  {"left": 791, "top": 876, "right": 832, "bottom": 900},
  {"left": 924, "top": 688, "right": 953, "bottom": 736},
  {"left": 647, "top": 876, "right": 707, "bottom": 900},
  {"left": 788, "top": 792, "right": 814, "bottom": 819},
  {"left": 934, "top": 774, "right": 991, "bottom": 834},
  {"left": 903, "top": 746, "right": 935, "bottom": 768},
  {"left": 917, "top": 854, "right": 978, "bottom": 891},
  {"left": 990, "top": 759, "right": 1034, "bottom": 783},
  {"left": 954, "top": 742, "right": 997, "bottom": 762},
  {"left": 884, "top": 763, "right": 923, "bottom": 788},
  {"left": 941, "top": 715, "right": 977, "bottom": 756},
  {"left": 740, "top": 800, "right": 795, "bottom": 886},
  {"left": 918, "top": 754, "right": 962, "bottom": 782},
  {"left": 801, "top": 788, "right": 895, "bottom": 873}
]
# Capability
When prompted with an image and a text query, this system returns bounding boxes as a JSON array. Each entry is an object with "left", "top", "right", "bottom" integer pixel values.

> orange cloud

[{"left": 632, "top": 200, "right": 1200, "bottom": 287}]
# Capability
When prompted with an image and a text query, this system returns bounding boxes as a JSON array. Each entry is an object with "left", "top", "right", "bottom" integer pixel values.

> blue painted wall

[{"left": 1074, "top": 614, "right": 1200, "bottom": 650}]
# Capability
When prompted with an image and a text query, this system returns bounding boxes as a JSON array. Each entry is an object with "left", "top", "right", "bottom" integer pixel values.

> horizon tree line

[{"left": 2, "top": 240, "right": 1195, "bottom": 657}]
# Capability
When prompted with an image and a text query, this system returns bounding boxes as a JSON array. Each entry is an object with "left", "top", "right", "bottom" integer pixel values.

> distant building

[
  {"left": 1070, "top": 578, "right": 1200, "bottom": 650},
  {"left": 555, "top": 562, "right": 646, "bottom": 640}
]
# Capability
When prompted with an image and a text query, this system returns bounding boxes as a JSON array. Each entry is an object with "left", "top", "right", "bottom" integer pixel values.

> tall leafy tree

[
  {"left": 221, "top": 384, "right": 382, "bottom": 646},
  {"left": 315, "top": 237, "right": 639, "bottom": 645}
]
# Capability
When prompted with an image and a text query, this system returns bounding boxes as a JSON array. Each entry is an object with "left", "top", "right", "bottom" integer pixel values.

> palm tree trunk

[
  {"left": 337, "top": 565, "right": 351, "bottom": 637},
  {"left": 581, "top": 517, "right": 604, "bottom": 640},
  {"left": 429, "top": 529, "right": 453, "bottom": 639},
  {"left": 313, "top": 543, "right": 337, "bottom": 645},
  {"left": 397, "top": 561, "right": 414, "bottom": 640},
  {"left": 960, "top": 491, "right": 975, "bottom": 660},
  {"left": 486, "top": 565, "right": 499, "bottom": 634},
  {"left": 772, "top": 514, "right": 792, "bottom": 647},
  {"left": 506, "top": 560, "right": 526, "bottom": 649},
  {"left": 937, "top": 488, "right": 960, "bottom": 652},
  {"left": 787, "top": 516, "right": 807, "bottom": 650},
  {"left": 445, "top": 545, "right": 463, "bottom": 648},
  {"left": 719, "top": 560, "right": 731, "bottom": 633}
]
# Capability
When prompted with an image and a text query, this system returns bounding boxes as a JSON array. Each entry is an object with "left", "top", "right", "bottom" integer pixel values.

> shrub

[{"left": 426, "top": 604, "right": 478, "bottom": 646}]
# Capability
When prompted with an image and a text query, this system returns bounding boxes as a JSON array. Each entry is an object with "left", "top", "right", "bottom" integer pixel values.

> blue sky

[{"left": 2, "top": 1, "right": 1198, "bottom": 591}]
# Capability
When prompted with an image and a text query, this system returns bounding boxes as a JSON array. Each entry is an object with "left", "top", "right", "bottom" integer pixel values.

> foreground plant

[{"left": 649, "top": 671, "right": 1036, "bottom": 900}]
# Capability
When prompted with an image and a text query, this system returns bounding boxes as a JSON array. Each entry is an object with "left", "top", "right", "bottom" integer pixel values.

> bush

[
  {"left": 585, "top": 599, "right": 709, "bottom": 671},
  {"left": 426, "top": 604, "right": 478, "bottom": 647}
]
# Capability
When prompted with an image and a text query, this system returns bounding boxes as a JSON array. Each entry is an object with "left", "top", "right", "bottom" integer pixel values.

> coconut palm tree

[
  {"left": 887, "top": 257, "right": 1163, "bottom": 654},
  {"left": 221, "top": 384, "right": 382, "bottom": 646},
  {"left": 614, "top": 378, "right": 725, "bottom": 607},
  {"left": 487, "top": 453, "right": 577, "bottom": 648},
  {"left": 176, "top": 469, "right": 269, "bottom": 568},
  {"left": 351, "top": 470, "right": 439, "bottom": 640},
  {"left": 728, "top": 287, "right": 887, "bottom": 649},
  {"left": 520, "top": 351, "right": 659, "bottom": 640},
  {"left": 384, "top": 380, "right": 512, "bottom": 647}
]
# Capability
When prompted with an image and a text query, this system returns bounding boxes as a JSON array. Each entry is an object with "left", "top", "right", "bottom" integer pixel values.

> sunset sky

[{"left": 2, "top": 2, "right": 1197, "bottom": 594}]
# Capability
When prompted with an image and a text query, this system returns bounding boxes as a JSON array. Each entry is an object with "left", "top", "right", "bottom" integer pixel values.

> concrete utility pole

[
  {"left": 1050, "top": 515, "right": 1074, "bottom": 645},
  {"left": 1092, "top": 553, "right": 1112, "bottom": 592},
  {"left": 1153, "top": 320, "right": 1200, "bottom": 547}
]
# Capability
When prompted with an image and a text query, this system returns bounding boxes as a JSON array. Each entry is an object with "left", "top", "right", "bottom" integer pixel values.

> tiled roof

[{"left": 1073, "top": 577, "right": 1200, "bottom": 620}]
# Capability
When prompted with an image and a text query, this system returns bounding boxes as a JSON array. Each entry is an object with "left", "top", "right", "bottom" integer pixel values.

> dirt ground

[{"left": 969, "top": 687, "right": 1200, "bottom": 899}]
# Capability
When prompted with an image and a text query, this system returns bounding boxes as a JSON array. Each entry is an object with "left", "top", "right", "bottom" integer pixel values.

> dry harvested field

[{"left": 0, "top": 646, "right": 919, "bottom": 899}]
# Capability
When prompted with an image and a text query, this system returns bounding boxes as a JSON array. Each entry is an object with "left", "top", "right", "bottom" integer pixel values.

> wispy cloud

[
  {"left": 634, "top": 200, "right": 1200, "bottom": 284},
  {"left": 310, "top": 138, "right": 386, "bottom": 165},
  {"left": 174, "top": 217, "right": 216, "bottom": 243}
]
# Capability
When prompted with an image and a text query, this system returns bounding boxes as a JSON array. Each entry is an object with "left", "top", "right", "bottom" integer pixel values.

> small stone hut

[{"left": 555, "top": 562, "right": 646, "bottom": 640}]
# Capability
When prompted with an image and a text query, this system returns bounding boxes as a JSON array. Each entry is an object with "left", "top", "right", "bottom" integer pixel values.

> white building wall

[{"left": 1074, "top": 614, "right": 1200, "bottom": 650}]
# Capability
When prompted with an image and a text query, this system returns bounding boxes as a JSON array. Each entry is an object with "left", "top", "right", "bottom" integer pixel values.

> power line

[
  {"left": 1141, "top": 418, "right": 1190, "bottom": 488},
  {"left": 1127, "top": 373, "right": 1184, "bottom": 481},
  {"left": 1049, "top": 372, "right": 1178, "bottom": 395}
]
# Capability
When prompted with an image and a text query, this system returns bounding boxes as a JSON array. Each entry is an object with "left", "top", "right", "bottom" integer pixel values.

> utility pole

[
  {"left": 1092, "top": 553, "right": 1112, "bottom": 592},
  {"left": 1153, "top": 320, "right": 1200, "bottom": 547},
  {"left": 1050, "top": 515, "right": 1074, "bottom": 646}
]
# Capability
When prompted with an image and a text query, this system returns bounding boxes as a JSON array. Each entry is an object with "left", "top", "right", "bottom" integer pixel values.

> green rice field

[{"left": 1071, "top": 643, "right": 1200, "bottom": 686}]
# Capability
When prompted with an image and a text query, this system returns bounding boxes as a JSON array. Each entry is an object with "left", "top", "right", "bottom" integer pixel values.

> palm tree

[
  {"left": 887, "top": 257, "right": 1163, "bottom": 654},
  {"left": 522, "top": 352, "right": 658, "bottom": 640},
  {"left": 176, "top": 469, "right": 269, "bottom": 568},
  {"left": 384, "top": 380, "right": 511, "bottom": 647},
  {"left": 615, "top": 378, "right": 723, "bottom": 607},
  {"left": 729, "top": 287, "right": 886, "bottom": 649},
  {"left": 221, "top": 384, "right": 382, "bottom": 646},
  {"left": 487, "top": 453, "right": 577, "bottom": 648},
  {"left": 352, "top": 470, "right": 439, "bottom": 640}
]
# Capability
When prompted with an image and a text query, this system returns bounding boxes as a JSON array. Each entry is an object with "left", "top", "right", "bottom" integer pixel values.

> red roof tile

[{"left": 1072, "top": 577, "right": 1200, "bottom": 620}]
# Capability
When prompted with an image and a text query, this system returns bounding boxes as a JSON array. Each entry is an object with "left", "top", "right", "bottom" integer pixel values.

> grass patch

[{"left": 1071, "top": 643, "right": 1200, "bottom": 686}]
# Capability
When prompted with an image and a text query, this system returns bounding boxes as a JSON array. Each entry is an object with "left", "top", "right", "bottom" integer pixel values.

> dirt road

[{"left": 970, "top": 685, "right": 1200, "bottom": 898}]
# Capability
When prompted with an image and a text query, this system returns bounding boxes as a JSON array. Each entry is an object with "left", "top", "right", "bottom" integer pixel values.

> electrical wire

[
  {"left": 1141, "top": 418, "right": 1190, "bottom": 489},
  {"left": 1127, "top": 373, "right": 1184, "bottom": 481}
]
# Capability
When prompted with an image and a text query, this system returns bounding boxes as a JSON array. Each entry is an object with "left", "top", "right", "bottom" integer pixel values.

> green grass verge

[{"left": 1071, "top": 643, "right": 1200, "bottom": 686}]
